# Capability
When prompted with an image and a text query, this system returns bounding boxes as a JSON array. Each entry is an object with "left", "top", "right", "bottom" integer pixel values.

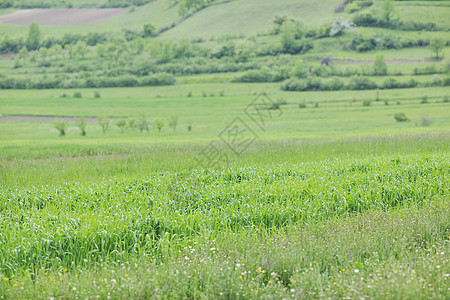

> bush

[
  {"left": 153, "top": 117, "right": 165, "bottom": 132},
  {"left": 373, "top": 55, "right": 387, "bottom": 75},
  {"left": 76, "top": 117, "right": 87, "bottom": 136},
  {"left": 140, "top": 73, "right": 176, "bottom": 86},
  {"left": 362, "top": 100, "right": 371, "bottom": 106},
  {"left": 323, "top": 77, "right": 344, "bottom": 91},
  {"left": 299, "top": 102, "right": 307, "bottom": 109},
  {"left": 421, "top": 116, "right": 433, "bottom": 127},
  {"left": 98, "top": 117, "right": 110, "bottom": 134},
  {"left": 53, "top": 119, "right": 67, "bottom": 136},
  {"left": 281, "top": 79, "right": 307, "bottom": 91},
  {"left": 421, "top": 96, "right": 428, "bottom": 104},
  {"left": 94, "top": 91, "right": 101, "bottom": 98},
  {"left": 347, "top": 76, "right": 378, "bottom": 90},
  {"left": 115, "top": 119, "right": 126, "bottom": 133},
  {"left": 73, "top": 92, "right": 82, "bottom": 98},
  {"left": 394, "top": 113, "right": 409, "bottom": 122},
  {"left": 233, "top": 69, "right": 273, "bottom": 83}
]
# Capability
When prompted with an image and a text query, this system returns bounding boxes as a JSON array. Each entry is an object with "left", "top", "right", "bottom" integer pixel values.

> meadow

[{"left": 0, "top": 0, "right": 449, "bottom": 298}]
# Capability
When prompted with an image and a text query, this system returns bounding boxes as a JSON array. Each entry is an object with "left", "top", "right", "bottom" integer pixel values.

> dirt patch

[
  {"left": 0, "top": 115, "right": 98, "bottom": 122},
  {"left": 330, "top": 57, "right": 441, "bottom": 65},
  {"left": 0, "top": 8, "right": 128, "bottom": 26}
]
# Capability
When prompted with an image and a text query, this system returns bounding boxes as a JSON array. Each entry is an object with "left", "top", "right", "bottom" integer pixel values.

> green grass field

[{"left": 1, "top": 0, "right": 450, "bottom": 298}]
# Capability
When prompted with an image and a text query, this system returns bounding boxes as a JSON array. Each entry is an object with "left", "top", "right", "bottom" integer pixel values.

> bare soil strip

[
  {"left": 0, "top": 8, "right": 128, "bottom": 26},
  {"left": 0, "top": 116, "right": 98, "bottom": 122}
]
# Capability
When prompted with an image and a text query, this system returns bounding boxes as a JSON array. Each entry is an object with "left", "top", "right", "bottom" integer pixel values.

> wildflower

[
  {"left": 292, "top": 279, "right": 296, "bottom": 284},
  {"left": 290, "top": 289, "right": 295, "bottom": 293},
  {"left": 3, "top": 278, "right": 9, "bottom": 281},
  {"left": 13, "top": 284, "right": 17, "bottom": 287},
  {"left": 354, "top": 269, "right": 359, "bottom": 273},
  {"left": 125, "top": 274, "right": 129, "bottom": 277}
]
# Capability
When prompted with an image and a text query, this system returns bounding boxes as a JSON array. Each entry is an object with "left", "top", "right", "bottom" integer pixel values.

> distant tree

[
  {"left": 76, "top": 117, "right": 87, "bottom": 136},
  {"left": 98, "top": 116, "right": 110, "bottom": 134},
  {"left": 26, "top": 22, "right": 41, "bottom": 50},
  {"left": 429, "top": 38, "right": 445, "bottom": 60},
  {"left": 373, "top": 55, "right": 388, "bottom": 75},
  {"left": 49, "top": 44, "right": 62, "bottom": 59},
  {"left": 115, "top": 119, "right": 126, "bottom": 133},
  {"left": 168, "top": 115, "right": 178, "bottom": 132},
  {"left": 17, "top": 47, "right": 28, "bottom": 61},
  {"left": 39, "top": 47, "right": 48, "bottom": 59},
  {"left": 153, "top": 118, "right": 165, "bottom": 132},
  {"left": 143, "top": 24, "right": 156, "bottom": 37},
  {"left": 74, "top": 40, "right": 89, "bottom": 59},
  {"left": 382, "top": 0, "right": 395, "bottom": 23},
  {"left": 292, "top": 61, "right": 308, "bottom": 78},
  {"left": 137, "top": 114, "right": 149, "bottom": 133},
  {"left": 53, "top": 119, "right": 67, "bottom": 136}
]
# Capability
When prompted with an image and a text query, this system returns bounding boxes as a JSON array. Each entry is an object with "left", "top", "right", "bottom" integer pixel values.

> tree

[
  {"left": 76, "top": 117, "right": 87, "bottom": 136},
  {"left": 137, "top": 114, "right": 149, "bottom": 133},
  {"left": 98, "top": 116, "right": 110, "bottom": 134},
  {"left": 26, "top": 22, "right": 41, "bottom": 51},
  {"left": 153, "top": 118, "right": 165, "bottom": 132},
  {"left": 168, "top": 115, "right": 178, "bottom": 132},
  {"left": 143, "top": 24, "right": 156, "bottom": 37},
  {"left": 74, "top": 40, "right": 89, "bottom": 59},
  {"left": 382, "top": 0, "right": 395, "bottom": 23},
  {"left": 373, "top": 55, "right": 387, "bottom": 75},
  {"left": 429, "top": 38, "right": 445, "bottom": 60},
  {"left": 115, "top": 119, "right": 126, "bottom": 133},
  {"left": 53, "top": 119, "right": 67, "bottom": 136}
]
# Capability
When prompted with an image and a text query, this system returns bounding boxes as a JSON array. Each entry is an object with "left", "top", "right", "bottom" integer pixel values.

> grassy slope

[{"left": 161, "top": 0, "right": 343, "bottom": 38}]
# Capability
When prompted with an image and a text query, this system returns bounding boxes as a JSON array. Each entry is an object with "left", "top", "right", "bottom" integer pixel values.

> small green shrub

[
  {"left": 421, "top": 96, "right": 428, "bottom": 104},
  {"left": 73, "top": 92, "right": 82, "bottom": 98},
  {"left": 187, "top": 91, "right": 192, "bottom": 97},
  {"left": 115, "top": 120, "right": 126, "bottom": 133},
  {"left": 384, "top": 100, "right": 389, "bottom": 106},
  {"left": 94, "top": 91, "right": 101, "bottom": 98},
  {"left": 98, "top": 116, "right": 110, "bottom": 134},
  {"left": 53, "top": 119, "right": 67, "bottom": 136},
  {"left": 76, "top": 117, "right": 87, "bottom": 136},
  {"left": 394, "top": 113, "right": 409, "bottom": 122},
  {"left": 299, "top": 102, "right": 307, "bottom": 109},
  {"left": 443, "top": 97, "right": 449, "bottom": 103},
  {"left": 421, "top": 116, "right": 433, "bottom": 127},
  {"left": 153, "top": 118, "right": 165, "bottom": 132},
  {"left": 363, "top": 100, "right": 371, "bottom": 106}
]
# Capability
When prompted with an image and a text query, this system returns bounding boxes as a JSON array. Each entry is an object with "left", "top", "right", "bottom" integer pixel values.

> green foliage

[
  {"left": 94, "top": 91, "right": 101, "bottom": 98},
  {"left": 382, "top": 0, "right": 395, "bottom": 23},
  {"left": 26, "top": 22, "right": 41, "bottom": 51},
  {"left": 168, "top": 115, "right": 178, "bottom": 132},
  {"left": 362, "top": 99, "right": 371, "bottom": 106},
  {"left": 153, "top": 117, "right": 165, "bottom": 132},
  {"left": 143, "top": 23, "right": 156, "bottom": 37},
  {"left": 53, "top": 119, "right": 67, "bottom": 136},
  {"left": 429, "top": 38, "right": 445, "bottom": 60},
  {"left": 298, "top": 101, "right": 307, "bottom": 109},
  {"left": 421, "top": 96, "right": 428, "bottom": 104},
  {"left": 98, "top": 116, "right": 110, "bottom": 134},
  {"left": 76, "top": 117, "right": 87, "bottom": 136},
  {"left": 137, "top": 114, "right": 149, "bottom": 133},
  {"left": 292, "top": 61, "right": 308, "bottom": 78},
  {"left": 115, "top": 119, "right": 127, "bottom": 133},
  {"left": 373, "top": 55, "right": 387, "bottom": 76},
  {"left": 394, "top": 113, "right": 409, "bottom": 122},
  {"left": 73, "top": 92, "right": 82, "bottom": 98},
  {"left": 421, "top": 116, "right": 433, "bottom": 127}
]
